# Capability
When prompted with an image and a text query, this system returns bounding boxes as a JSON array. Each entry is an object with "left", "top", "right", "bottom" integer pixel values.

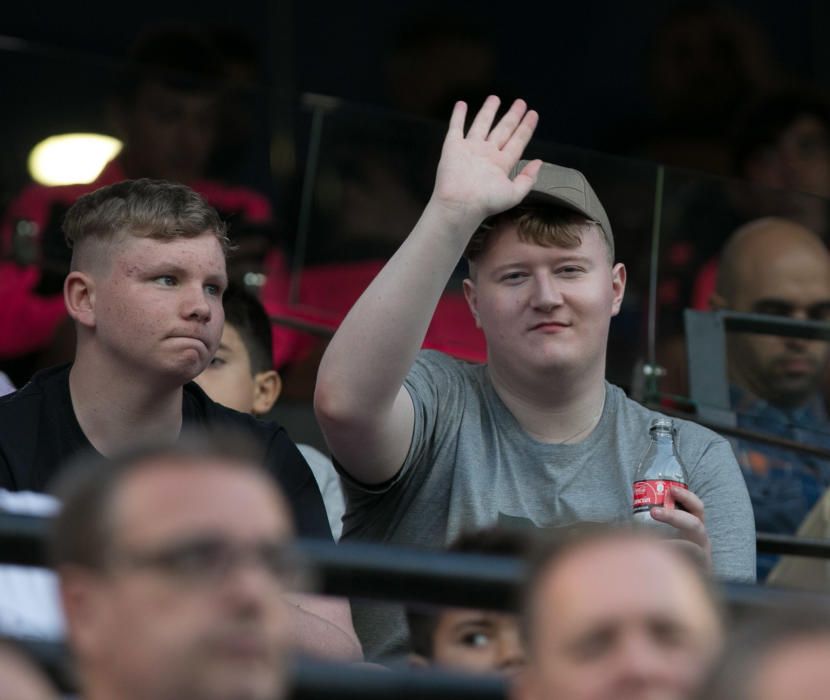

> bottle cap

[{"left": 649, "top": 417, "right": 675, "bottom": 433}]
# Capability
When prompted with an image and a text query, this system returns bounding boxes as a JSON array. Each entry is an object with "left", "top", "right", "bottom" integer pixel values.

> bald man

[{"left": 711, "top": 217, "right": 830, "bottom": 578}]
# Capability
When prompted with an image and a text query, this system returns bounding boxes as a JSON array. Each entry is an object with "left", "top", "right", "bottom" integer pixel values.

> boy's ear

[
  {"left": 252, "top": 369, "right": 282, "bottom": 416},
  {"left": 64, "top": 271, "right": 96, "bottom": 328}
]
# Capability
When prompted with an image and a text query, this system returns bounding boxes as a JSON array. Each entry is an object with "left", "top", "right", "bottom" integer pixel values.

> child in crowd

[
  {"left": 195, "top": 284, "right": 346, "bottom": 539},
  {"left": 406, "top": 528, "right": 527, "bottom": 676}
]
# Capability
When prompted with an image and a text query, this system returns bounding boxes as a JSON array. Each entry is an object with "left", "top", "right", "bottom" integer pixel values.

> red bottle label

[{"left": 632, "top": 479, "right": 687, "bottom": 513}]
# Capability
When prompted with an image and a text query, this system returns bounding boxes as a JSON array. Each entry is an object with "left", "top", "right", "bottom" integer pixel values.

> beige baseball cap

[{"left": 511, "top": 160, "right": 614, "bottom": 258}]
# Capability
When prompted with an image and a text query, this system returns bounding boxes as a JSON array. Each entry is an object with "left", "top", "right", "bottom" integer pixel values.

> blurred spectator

[
  {"left": 694, "top": 608, "right": 830, "bottom": 700},
  {"left": 656, "top": 91, "right": 830, "bottom": 397},
  {"left": 515, "top": 527, "right": 722, "bottom": 700},
  {"left": 0, "top": 25, "right": 275, "bottom": 387},
  {"left": 0, "top": 639, "right": 59, "bottom": 700},
  {"left": 406, "top": 528, "right": 527, "bottom": 676},
  {"left": 624, "top": 2, "right": 780, "bottom": 175},
  {"left": 194, "top": 284, "right": 346, "bottom": 540},
  {"left": 710, "top": 217, "right": 830, "bottom": 579},
  {"left": 50, "top": 434, "right": 296, "bottom": 700},
  {"left": 689, "top": 91, "right": 830, "bottom": 311}
]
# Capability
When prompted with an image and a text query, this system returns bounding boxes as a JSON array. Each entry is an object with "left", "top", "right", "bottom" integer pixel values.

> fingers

[
  {"left": 447, "top": 101, "right": 468, "bottom": 138},
  {"left": 501, "top": 108, "right": 539, "bottom": 163},
  {"left": 670, "top": 486, "right": 705, "bottom": 521},
  {"left": 487, "top": 98, "right": 528, "bottom": 148},
  {"left": 651, "top": 506, "right": 709, "bottom": 549},
  {"left": 512, "top": 159, "right": 543, "bottom": 200},
  {"left": 466, "top": 95, "right": 501, "bottom": 140}
]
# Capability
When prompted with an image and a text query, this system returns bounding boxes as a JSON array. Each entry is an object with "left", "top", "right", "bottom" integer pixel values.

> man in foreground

[
  {"left": 515, "top": 527, "right": 723, "bottom": 700},
  {"left": 50, "top": 434, "right": 295, "bottom": 700},
  {"left": 314, "top": 96, "right": 754, "bottom": 657}
]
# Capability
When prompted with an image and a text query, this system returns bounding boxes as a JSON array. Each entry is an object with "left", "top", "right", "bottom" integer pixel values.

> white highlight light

[{"left": 28, "top": 133, "right": 123, "bottom": 186}]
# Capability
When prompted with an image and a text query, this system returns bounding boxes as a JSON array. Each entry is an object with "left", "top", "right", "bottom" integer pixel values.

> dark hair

[
  {"left": 222, "top": 283, "right": 274, "bottom": 375},
  {"left": 694, "top": 608, "right": 830, "bottom": 700},
  {"left": 48, "top": 430, "right": 272, "bottom": 571},
  {"left": 733, "top": 91, "right": 830, "bottom": 176},
  {"left": 464, "top": 205, "right": 608, "bottom": 265},
  {"left": 115, "top": 26, "right": 224, "bottom": 106},
  {"left": 64, "top": 178, "right": 230, "bottom": 257},
  {"left": 406, "top": 527, "right": 531, "bottom": 658}
]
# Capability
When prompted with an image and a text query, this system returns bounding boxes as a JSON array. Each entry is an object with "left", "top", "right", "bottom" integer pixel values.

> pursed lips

[{"left": 528, "top": 320, "right": 571, "bottom": 332}]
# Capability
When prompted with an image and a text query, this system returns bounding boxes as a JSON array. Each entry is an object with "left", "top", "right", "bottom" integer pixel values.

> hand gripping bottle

[{"left": 632, "top": 418, "right": 688, "bottom": 526}]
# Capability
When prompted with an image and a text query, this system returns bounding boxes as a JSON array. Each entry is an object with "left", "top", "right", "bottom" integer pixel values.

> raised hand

[{"left": 431, "top": 96, "right": 541, "bottom": 228}]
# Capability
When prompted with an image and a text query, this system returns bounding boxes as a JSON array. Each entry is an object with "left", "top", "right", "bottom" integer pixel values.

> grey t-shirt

[{"left": 340, "top": 350, "right": 756, "bottom": 659}]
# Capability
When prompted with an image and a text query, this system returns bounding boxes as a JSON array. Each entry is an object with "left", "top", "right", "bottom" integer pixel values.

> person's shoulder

[
  {"left": 0, "top": 365, "right": 68, "bottom": 413},
  {"left": 609, "top": 384, "right": 726, "bottom": 448},
  {"left": 414, "top": 349, "right": 484, "bottom": 377},
  {"left": 182, "top": 381, "right": 283, "bottom": 437}
]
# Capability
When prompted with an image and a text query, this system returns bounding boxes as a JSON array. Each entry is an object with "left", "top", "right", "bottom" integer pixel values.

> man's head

[
  {"left": 462, "top": 162, "right": 625, "bottom": 381},
  {"left": 515, "top": 527, "right": 722, "bottom": 700},
  {"left": 407, "top": 528, "right": 527, "bottom": 676},
  {"left": 63, "top": 179, "right": 230, "bottom": 384},
  {"left": 50, "top": 433, "right": 295, "bottom": 700},
  {"left": 712, "top": 217, "right": 830, "bottom": 408},
  {"left": 696, "top": 609, "right": 830, "bottom": 700},
  {"left": 195, "top": 284, "right": 281, "bottom": 416},
  {"left": 113, "top": 27, "right": 223, "bottom": 183},
  {"left": 734, "top": 93, "right": 830, "bottom": 199}
]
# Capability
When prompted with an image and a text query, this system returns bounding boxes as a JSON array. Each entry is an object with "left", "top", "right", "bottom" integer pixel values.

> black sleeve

[{"left": 264, "top": 428, "right": 334, "bottom": 542}]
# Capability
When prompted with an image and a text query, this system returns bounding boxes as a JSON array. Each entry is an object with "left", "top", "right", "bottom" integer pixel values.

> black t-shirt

[{"left": 0, "top": 364, "right": 332, "bottom": 541}]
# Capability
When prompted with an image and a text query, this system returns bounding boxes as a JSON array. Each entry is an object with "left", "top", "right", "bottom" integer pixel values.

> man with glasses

[
  {"left": 50, "top": 433, "right": 302, "bottom": 700},
  {"left": 710, "top": 217, "right": 830, "bottom": 579}
]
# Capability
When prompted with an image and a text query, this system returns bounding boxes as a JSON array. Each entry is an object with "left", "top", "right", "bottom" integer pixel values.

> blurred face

[
  {"left": 123, "top": 81, "right": 218, "bottom": 183},
  {"left": 89, "top": 232, "right": 227, "bottom": 385},
  {"left": 748, "top": 636, "right": 830, "bottom": 700},
  {"left": 432, "top": 609, "right": 524, "bottom": 676},
  {"left": 67, "top": 460, "right": 293, "bottom": 700},
  {"left": 725, "top": 238, "right": 830, "bottom": 407},
  {"left": 517, "top": 539, "right": 721, "bottom": 700},
  {"left": 464, "top": 225, "right": 625, "bottom": 382},
  {"left": 195, "top": 323, "right": 257, "bottom": 414},
  {"left": 745, "top": 116, "right": 830, "bottom": 199}
]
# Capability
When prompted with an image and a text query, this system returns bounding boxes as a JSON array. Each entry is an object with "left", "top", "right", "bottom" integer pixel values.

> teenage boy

[{"left": 0, "top": 179, "right": 360, "bottom": 660}]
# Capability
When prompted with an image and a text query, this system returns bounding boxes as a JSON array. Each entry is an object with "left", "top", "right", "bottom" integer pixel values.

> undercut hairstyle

[
  {"left": 695, "top": 608, "right": 830, "bottom": 700},
  {"left": 222, "top": 283, "right": 274, "bottom": 375},
  {"left": 519, "top": 524, "right": 719, "bottom": 650},
  {"left": 63, "top": 178, "right": 231, "bottom": 266},
  {"left": 48, "top": 430, "right": 274, "bottom": 572},
  {"left": 406, "top": 527, "right": 531, "bottom": 659},
  {"left": 464, "top": 204, "right": 611, "bottom": 267}
]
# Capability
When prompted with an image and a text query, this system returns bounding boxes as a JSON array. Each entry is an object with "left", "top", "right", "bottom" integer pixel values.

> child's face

[
  {"left": 431, "top": 609, "right": 524, "bottom": 676},
  {"left": 194, "top": 323, "right": 258, "bottom": 414}
]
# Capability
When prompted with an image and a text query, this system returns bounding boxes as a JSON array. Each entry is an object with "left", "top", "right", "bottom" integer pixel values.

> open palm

[{"left": 432, "top": 96, "right": 541, "bottom": 226}]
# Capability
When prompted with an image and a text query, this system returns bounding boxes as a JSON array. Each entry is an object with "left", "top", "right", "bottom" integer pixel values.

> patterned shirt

[{"left": 730, "top": 386, "right": 830, "bottom": 578}]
